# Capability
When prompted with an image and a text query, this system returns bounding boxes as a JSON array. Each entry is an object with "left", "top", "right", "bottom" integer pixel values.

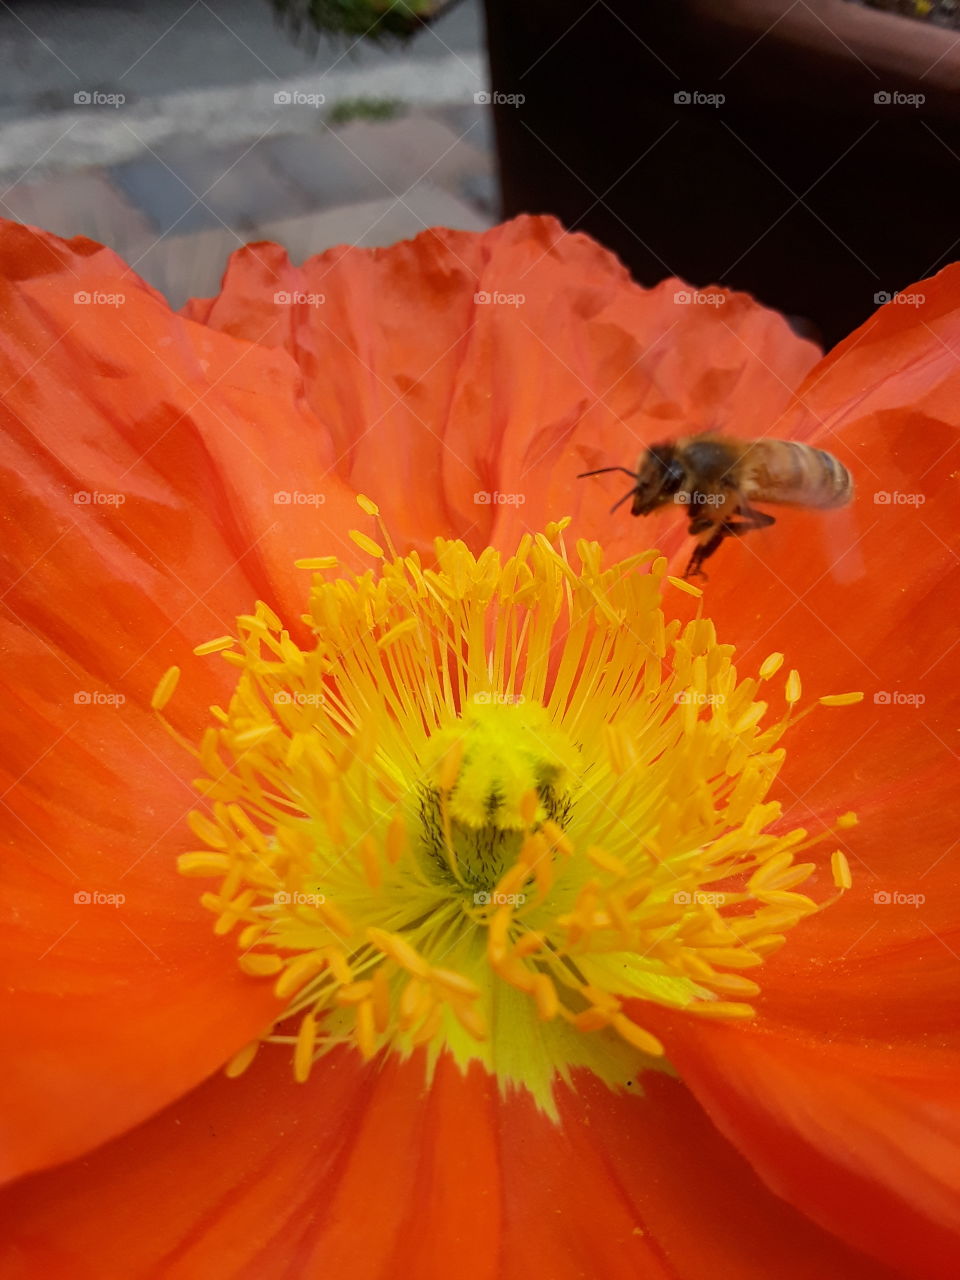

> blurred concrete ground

[{"left": 0, "top": 0, "right": 497, "bottom": 306}]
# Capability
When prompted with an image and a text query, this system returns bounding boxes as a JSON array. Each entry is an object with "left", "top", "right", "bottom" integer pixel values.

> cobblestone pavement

[
  {"left": 1, "top": 106, "right": 497, "bottom": 307},
  {"left": 0, "top": 0, "right": 497, "bottom": 308}
]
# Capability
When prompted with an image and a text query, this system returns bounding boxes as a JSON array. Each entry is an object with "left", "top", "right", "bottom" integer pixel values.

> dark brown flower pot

[{"left": 482, "top": 0, "right": 960, "bottom": 344}]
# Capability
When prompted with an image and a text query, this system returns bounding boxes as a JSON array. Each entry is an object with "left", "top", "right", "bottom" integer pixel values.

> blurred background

[
  {"left": 2, "top": 0, "right": 959, "bottom": 341},
  {"left": 0, "top": 0, "right": 495, "bottom": 306}
]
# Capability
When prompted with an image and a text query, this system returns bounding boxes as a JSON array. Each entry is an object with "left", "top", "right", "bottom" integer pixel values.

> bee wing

[{"left": 817, "top": 504, "right": 865, "bottom": 584}]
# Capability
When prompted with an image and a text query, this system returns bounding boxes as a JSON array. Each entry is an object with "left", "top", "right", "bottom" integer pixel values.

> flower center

[{"left": 159, "top": 509, "right": 860, "bottom": 1114}]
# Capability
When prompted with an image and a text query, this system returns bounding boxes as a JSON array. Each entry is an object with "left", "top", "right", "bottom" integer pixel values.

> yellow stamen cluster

[{"left": 162, "top": 515, "right": 861, "bottom": 1112}]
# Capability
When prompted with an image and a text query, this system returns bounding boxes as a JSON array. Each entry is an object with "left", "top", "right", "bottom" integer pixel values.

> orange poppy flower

[{"left": 0, "top": 215, "right": 957, "bottom": 1280}]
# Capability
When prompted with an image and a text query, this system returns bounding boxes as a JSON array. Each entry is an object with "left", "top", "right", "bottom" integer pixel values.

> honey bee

[{"left": 579, "top": 435, "right": 853, "bottom": 578}]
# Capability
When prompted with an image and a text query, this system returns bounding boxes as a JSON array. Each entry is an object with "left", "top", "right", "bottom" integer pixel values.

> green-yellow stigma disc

[{"left": 164, "top": 520, "right": 861, "bottom": 1115}]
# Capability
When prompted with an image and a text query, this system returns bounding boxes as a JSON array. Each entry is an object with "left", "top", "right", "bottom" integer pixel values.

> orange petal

[
  {"left": 672, "top": 267, "right": 960, "bottom": 996},
  {"left": 624, "top": 270, "right": 960, "bottom": 1275},
  {"left": 539, "top": 1069, "right": 909, "bottom": 1280},
  {"left": 0, "top": 223, "right": 365, "bottom": 626},
  {"left": 0, "top": 223, "right": 357, "bottom": 1179},
  {"left": 0, "top": 1050, "right": 905, "bottom": 1279},
  {"left": 633, "top": 1013, "right": 960, "bottom": 1280},
  {"left": 0, "top": 645, "right": 284, "bottom": 1192},
  {"left": 185, "top": 216, "right": 821, "bottom": 562}
]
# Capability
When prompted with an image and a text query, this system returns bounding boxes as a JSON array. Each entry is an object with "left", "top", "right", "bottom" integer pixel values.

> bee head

[{"left": 630, "top": 444, "right": 687, "bottom": 515}]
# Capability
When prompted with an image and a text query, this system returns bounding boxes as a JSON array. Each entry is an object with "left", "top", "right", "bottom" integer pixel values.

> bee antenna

[
  {"left": 577, "top": 466, "right": 640, "bottom": 480},
  {"left": 609, "top": 487, "right": 638, "bottom": 515}
]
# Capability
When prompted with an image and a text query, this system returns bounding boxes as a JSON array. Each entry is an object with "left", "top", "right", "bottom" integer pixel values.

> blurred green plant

[
  {"left": 329, "top": 96, "right": 406, "bottom": 123},
  {"left": 270, "top": 0, "right": 447, "bottom": 41},
  {"left": 852, "top": 0, "right": 960, "bottom": 24}
]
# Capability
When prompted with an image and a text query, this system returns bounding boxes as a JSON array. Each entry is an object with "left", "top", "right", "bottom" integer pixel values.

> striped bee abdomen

[{"left": 742, "top": 441, "right": 853, "bottom": 509}]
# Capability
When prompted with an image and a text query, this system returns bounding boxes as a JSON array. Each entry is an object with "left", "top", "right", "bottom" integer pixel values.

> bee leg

[
  {"left": 705, "top": 508, "right": 775, "bottom": 552},
  {"left": 683, "top": 508, "right": 774, "bottom": 579},
  {"left": 684, "top": 548, "right": 708, "bottom": 579},
  {"left": 684, "top": 524, "right": 727, "bottom": 579},
  {"left": 728, "top": 506, "right": 775, "bottom": 533},
  {"left": 687, "top": 514, "right": 716, "bottom": 538}
]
